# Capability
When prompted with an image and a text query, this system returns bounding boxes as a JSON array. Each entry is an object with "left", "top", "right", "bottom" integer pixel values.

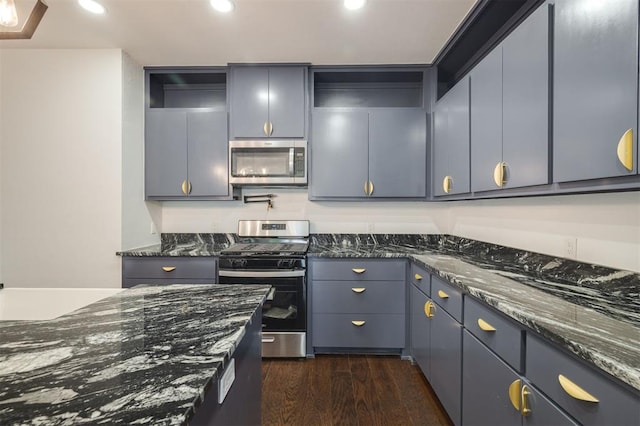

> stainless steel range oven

[{"left": 218, "top": 220, "right": 309, "bottom": 358}]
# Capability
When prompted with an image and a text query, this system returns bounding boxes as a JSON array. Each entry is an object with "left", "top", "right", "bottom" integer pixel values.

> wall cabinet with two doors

[
  {"left": 145, "top": 68, "right": 234, "bottom": 200},
  {"left": 309, "top": 69, "right": 429, "bottom": 199}
]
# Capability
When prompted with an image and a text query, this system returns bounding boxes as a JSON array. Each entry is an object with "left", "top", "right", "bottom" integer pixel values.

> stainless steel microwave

[{"left": 229, "top": 140, "right": 307, "bottom": 185}]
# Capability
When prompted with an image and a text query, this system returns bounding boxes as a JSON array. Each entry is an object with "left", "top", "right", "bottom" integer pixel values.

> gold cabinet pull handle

[
  {"left": 414, "top": 273, "right": 423, "bottom": 281},
  {"left": 437, "top": 290, "right": 449, "bottom": 299},
  {"left": 442, "top": 176, "right": 452, "bottom": 193},
  {"left": 162, "top": 266, "right": 176, "bottom": 272},
  {"left": 351, "top": 320, "right": 366, "bottom": 326},
  {"left": 493, "top": 161, "right": 507, "bottom": 187},
  {"left": 477, "top": 318, "right": 497, "bottom": 332},
  {"left": 268, "top": 121, "right": 274, "bottom": 136},
  {"left": 558, "top": 374, "right": 599, "bottom": 403},
  {"left": 368, "top": 181, "right": 374, "bottom": 196},
  {"left": 187, "top": 181, "right": 192, "bottom": 194},
  {"left": 508, "top": 379, "right": 521, "bottom": 411},
  {"left": 616, "top": 128, "right": 633, "bottom": 171},
  {"left": 521, "top": 384, "right": 532, "bottom": 416},
  {"left": 181, "top": 180, "right": 190, "bottom": 195},
  {"left": 423, "top": 300, "right": 435, "bottom": 318},
  {"left": 352, "top": 268, "right": 366, "bottom": 274},
  {"left": 363, "top": 181, "right": 369, "bottom": 195},
  {"left": 351, "top": 287, "right": 366, "bottom": 294},
  {"left": 263, "top": 121, "right": 269, "bottom": 136}
]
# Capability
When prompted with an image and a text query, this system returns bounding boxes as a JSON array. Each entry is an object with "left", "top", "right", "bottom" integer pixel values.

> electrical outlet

[
  {"left": 150, "top": 222, "right": 157, "bottom": 235},
  {"left": 563, "top": 237, "right": 577, "bottom": 259},
  {"left": 367, "top": 223, "right": 375, "bottom": 233},
  {"left": 211, "top": 222, "right": 217, "bottom": 232}
]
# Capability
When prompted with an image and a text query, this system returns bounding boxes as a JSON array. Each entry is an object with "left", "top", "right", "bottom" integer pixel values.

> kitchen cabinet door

[
  {"left": 430, "top": 302, "right": 462, "bottom": 425},
  {"left": 268, "top": 67, "right": 306, "bottom": 138},
  {"left": 410, "top": 284, "right": 431, "bottom": 380},
  {"left": 553, "top": 0, "right": 638, "bottom": 181},
  {"left": 187, "top": 111, "right": 229, "bottom": 197},
  {"left": 309, "top": 109, "right": 369, "bottom": 197},
  {"left": 470, "top": 47, "right": 503, "bottom": 192},
  {"left": 369, "top": 108, "right": 427, "bottom": 197},
  {"left": 145, "top": 110, "right": 188, "bottom": 198},
  {"left": 502, "top": 2, "right": 550, "bottom": 189},
  {"left": 434, "top": 77, "right": 470, "bottom": 196},
  {"left": 230, "top": 66, "right": 306, "bottom": 139}
]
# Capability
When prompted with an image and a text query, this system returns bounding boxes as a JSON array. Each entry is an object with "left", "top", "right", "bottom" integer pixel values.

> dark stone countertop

[
  {"left": 0, "top": 284, "right": 270, "bottom": 425},
  {"left": 117, "top": 233, "right": 640, "bottom": 392}
]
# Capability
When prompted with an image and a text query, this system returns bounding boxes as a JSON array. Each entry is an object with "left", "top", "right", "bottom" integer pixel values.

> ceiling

[{"left": 0, "top": 0, "right": 477, "bottom": 67}]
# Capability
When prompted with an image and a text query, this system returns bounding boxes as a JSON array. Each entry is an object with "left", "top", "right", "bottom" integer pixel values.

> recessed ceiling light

[
  {"left": 211, "top": 0, "right": 235, "bottom": 13},
  {"left": 78, "top": 0, "right": 106, "bottom": 15},
  {"left": 344, "top": 0, "right": 366, "bottom": 10}
]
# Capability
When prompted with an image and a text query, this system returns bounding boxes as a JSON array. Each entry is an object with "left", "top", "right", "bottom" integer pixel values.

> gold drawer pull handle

[
  {"left": 508, "top": 379, "right": 521, "bottom": 411},
  {"left": 616, "top": 128, "right": 633, "bottom": 171},
  {"left": 352, "top": 268, "right": 366, "bottom": 274},
  {"left": 351, "top": 287, "right": 366, "bottom": 294},
  {"left": 423, "top": 301, "right": 435, "bottom": 319},
  {"left": 477, "top": 318, "right": 496, "bottom": 332},
  {"left": 351, "top": 320, "right": 366, "bottom": 327},
  {"left": 558, "top": 375, "right": 599, "bottom": 403},
  {"left": 414, "top": 273, "right": 423, "bottom": 281},
  {"left": 437, "top": 290, "right": 449, "bottom": 299},
  {"left": 521, "top": 385, "right": 532, "bottom": 416},
  {"left": 162, "top": 266, "right": 176, "bottom": 272}
]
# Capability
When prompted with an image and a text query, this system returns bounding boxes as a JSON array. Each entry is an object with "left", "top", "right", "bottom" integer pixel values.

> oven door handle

[{"left": 218, "top": 270, "right": 306, "bottom": 278}]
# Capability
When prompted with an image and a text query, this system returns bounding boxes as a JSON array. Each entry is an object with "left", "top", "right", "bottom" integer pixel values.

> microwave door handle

[{"left": 289, "top": 148, "right": 295, "bottom": 176}]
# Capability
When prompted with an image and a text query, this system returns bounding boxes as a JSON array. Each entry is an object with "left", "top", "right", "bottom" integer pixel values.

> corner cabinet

[
  {"left": 433, "top": 76, "right": 470, "bottom": 197},
  {"left": 229, "top": 65, "right": 307, "bottom": 139},
  {"left": 144, "top": 68, "right": 235, "bottom": 200},
  {"left": 471, "top": 2, "right": 550, "bottom": 192},
  {"left": 309, "top": 68, "right": 428, "bottom": 199},
  {"left": 553, "top": 0, "right": 639, "bottom": 182}
]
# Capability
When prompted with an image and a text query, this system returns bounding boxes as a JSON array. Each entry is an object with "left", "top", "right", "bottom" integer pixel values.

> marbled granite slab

[
  {"left": 117, "top": 234, "right": 237, "bottom": 257},
  {"left": 0, "top": 284, "right": 270, "bottom": 425},
  {"left": 308, "top": 233, "right": 640, "bottom": 392}
]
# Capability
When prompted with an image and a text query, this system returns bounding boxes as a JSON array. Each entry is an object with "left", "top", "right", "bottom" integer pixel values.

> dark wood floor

[{"left": 262, "top": 355, "right": 452, "bottom": 426}]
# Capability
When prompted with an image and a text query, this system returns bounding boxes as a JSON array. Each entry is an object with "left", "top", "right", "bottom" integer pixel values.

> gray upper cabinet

[
  {"left": 434, "top": 76, "right": 470, "bottom": 196},
  {"left": 310, "top": 68, "right": 428, "bottom": 199},
  {"left": 144, "top": 69, "right": 231, "bottom": 200},
  {"left": 229, "top": 66, "right": 306, "bottom": 139},
  {"left": 471, "top": 3, "right": 550, "bottom": 192},
  {"left": 310, "top": 109, "right": 369, "bottom": 198},
  {"left": 553, "top": 0, "right": 638, "bottom": 181}
]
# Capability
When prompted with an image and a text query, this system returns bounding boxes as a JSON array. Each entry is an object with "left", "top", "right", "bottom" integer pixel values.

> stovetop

[{"left": 220, "top": 242, "right": 309, "bottom": 257}]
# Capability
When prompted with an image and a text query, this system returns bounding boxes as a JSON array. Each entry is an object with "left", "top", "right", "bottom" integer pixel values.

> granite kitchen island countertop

[{"left": 0, "top": 283, "right": 271, "bottom": 425}]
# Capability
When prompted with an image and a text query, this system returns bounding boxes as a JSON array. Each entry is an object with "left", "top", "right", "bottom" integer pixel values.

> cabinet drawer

[
  {"left": 410, "top": 263, "right": 430, "bottom": 295},
  {"left": 431, "top": 275, "right": 463, "bottom": 322},
  {"left": 526, "top": 334, "right": 639, "bottom": 426},
  {"left": 464, "top": 296, "right": 523, "bottom": 372},
  {"left": 312, "top": 281, "right": 405, "bottom": 314},
  {"left": 123, "top": 257, "right": 216, "bottom": 280},
  {"left": 312, "top": 313, "right": 405, "bottom": 349},
  {"left": 311, "top": 259, "right": 405, "bottom": 281}
]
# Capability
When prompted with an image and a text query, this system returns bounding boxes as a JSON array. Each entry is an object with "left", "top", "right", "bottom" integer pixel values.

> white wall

[
  {"left": 0, "top": 50, "right": 3, "bottom": 284},
  {"left": 121, "top": 52, "right": 161, "bottom": 250},
  {"left": 447, "top": 191, "right": 640, "bottom": 272},
  {"left": 162, "top": 187, "right": 448, "bottom": 234},
  {"left": 0, "top": 49, "right": 124, "bottom": 288}
]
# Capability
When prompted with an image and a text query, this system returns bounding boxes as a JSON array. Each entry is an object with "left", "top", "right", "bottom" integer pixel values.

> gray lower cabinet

[
  {"left": 122, "top": 257, "right": 217, "bottom": 287},
  {"left": 433, "top": 77, "right": 470, "bottom": 196},
  {"left": 310, "top": 108, "right": 426, "bottom": 198},
  {"left": 229, "top": 66, "right": 306, "bottom": 139},
  {"left": 410, "top": 283, "right": 431, "bottom": 379},
  {"left": 309, "top": 258, "right": 405, "bottom": 351},
  {"left": 145, "top": 109, "right": 229, "bottom": 199},
  {"left": 471, "top": 2, "right": 550, "bottom": 192},
  {"left": 526, "top": 333, "right": 640, "bottom": 426},
  {"left": 553, "top": 0, "right": 638, "bottom": 181},
  {"left": 463, "top": 331, "right": 577, "bottom": 426}
]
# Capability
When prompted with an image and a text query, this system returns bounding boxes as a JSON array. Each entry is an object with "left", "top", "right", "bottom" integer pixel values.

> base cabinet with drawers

[
  {"left": 309, "top": 258, "right": 406, "bottom": 352},
  {"left": 122, "top": 257, "right": 217, "bottom": 288}
]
